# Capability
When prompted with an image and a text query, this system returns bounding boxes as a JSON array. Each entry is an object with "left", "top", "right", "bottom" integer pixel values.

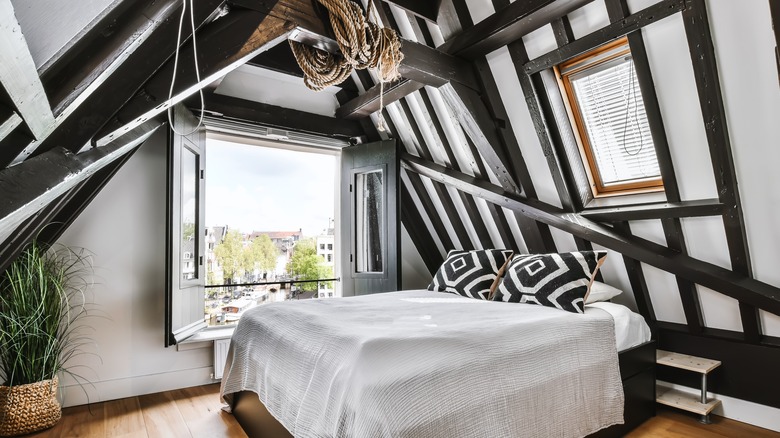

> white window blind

[{"left": 569, "top": 56, "right": 660, "bottom": 187}]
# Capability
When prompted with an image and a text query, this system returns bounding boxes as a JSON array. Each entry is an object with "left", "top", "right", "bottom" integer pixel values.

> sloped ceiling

[{"left": 1, "top": 0, "right": 780, "bottom": 408}]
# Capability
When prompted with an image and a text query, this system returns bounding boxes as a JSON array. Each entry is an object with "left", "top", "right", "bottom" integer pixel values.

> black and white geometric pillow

[
  {"left": 428, "top": 249, "right": 514, "bottom": 300},
  {"left": 492, "top": 251, "right": 608, "bottom": 313}
]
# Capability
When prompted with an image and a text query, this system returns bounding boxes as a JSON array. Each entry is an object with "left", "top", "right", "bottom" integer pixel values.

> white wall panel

[
  {"left": 56, "top": 131, "right": 213, "bottom": 407},
  {"left": 401, "top": 225, "right": 433, "bottom": 289},
  {"left": 642, "top": 16, "right": 718, "bottom": 201},
  {"left": 522, "top": 25, "right": 558, "bottom": 60},
  {"left": 401, "top": 172, "right": 446, "bottom": 256},
  {"left": 592, "top": 244, "right": 638, "bottom": 312},
  {"left": 421, "top": 176, "right": 463, "bottom": 249},
  {"left": 474, "top": 197, "right": 505, "bottom": 249},
  {"left": 567, "top": 1, "right": 610, "bottom": 39},
  {"left": 643, "top": 263, "right": 686, "bottom": 324},
  {"left": 550, "top": 227, "right": 578, "bottom": 253},
  {"left": 698, "top": 285, "right": 743, "bottom": 332},
  {"left": 485, "top": 47, "right": 562, "bottom": 207},
  {"left": 502, "top": 208, "right": 529, "bottom": 254},
  {"left": 463, "top": 0, "right": 495, "bottom": 24},
  {"left": 681, "top": 217, "right": 731, "bottom": 270},
  {"left": 446, "top": 186, "right": 481, "bottom": 249},
  {"left": 759, "top": 311, "right": 780, "bottom": 338},
  {"left": 628, "top": 219, "right": 667, "bottom": 247},
  {"left": 707, "top": 0, "right": 780, "bottom": 291}
]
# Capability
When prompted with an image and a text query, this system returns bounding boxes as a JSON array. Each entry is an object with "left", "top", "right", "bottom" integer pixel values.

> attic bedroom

[{"left": 0, "top": 0, "right": 778, "bottom": 437}]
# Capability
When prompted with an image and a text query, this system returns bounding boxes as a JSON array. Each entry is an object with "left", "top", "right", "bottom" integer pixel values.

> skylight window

[{"left": 558, "top": 37, "right": 663, "bottom": 196}]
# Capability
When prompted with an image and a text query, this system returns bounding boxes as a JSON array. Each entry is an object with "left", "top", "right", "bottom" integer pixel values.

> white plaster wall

[
  {"left": 11, "top": 0, "right": 117, "bottom": 69},
  {"left": 55, "top": 130, "right": 213, "bottom": 407},
  {"left": 401, "top": 225, "right": 432, "bottom": 289}
]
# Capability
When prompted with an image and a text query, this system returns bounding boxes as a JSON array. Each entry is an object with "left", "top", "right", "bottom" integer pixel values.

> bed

[{"left": 221, "top": 289, "right": 654, "bottom": 438}]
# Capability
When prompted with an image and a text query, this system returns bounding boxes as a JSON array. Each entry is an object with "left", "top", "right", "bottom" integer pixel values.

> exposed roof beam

[
  {"left": 0, "top": 0, "right": 55, "bottom": 140},
  {"left": 0, "top": 123, "right": 159, "bottom": 243},
  {"left": 523, "top": 0, "right": 686, "bottom": 75},
  {"left": 440, "top": 0, "right": 595, "bottom": 60},
  {"left": 401, "top": 153, "right": 780, "bottom": 316},
  {"left": 94, "top": 10, "right": 294, "bottom": 146},
  {"left": 0, "top": 110, "right": 21, "bottom": 143},
  {"left": 382, "top": 0, "right": 442, "bottom": 24},
  {"left": 192, "top": 91, "right": 366, "bottom": 140},
  {"left": 580, "top": 199, "right": 726, "bottom": 222},
  {"left": 13, "top": 0, "right": 225, "bottom": 165},
  {"left": 336, "top": 79, "right": 424, "bottom": 119}
]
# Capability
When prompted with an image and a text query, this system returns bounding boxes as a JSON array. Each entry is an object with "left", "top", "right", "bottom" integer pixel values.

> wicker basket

[{"left": 0, "top": 377, "right": 61, "bottom": 436}]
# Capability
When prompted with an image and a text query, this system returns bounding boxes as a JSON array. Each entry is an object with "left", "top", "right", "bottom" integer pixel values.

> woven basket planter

[{"left": 0, "top": 377, "right": 61, "bottom": 436}]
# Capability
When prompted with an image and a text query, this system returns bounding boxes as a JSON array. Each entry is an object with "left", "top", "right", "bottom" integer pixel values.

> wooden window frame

[{"left": 556, "top": 37, "right": 664, "bottom": 197}]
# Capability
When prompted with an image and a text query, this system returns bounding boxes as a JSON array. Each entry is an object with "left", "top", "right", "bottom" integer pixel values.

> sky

[{"left": 205, "top": 138, "right": 336, "bottom": 237}]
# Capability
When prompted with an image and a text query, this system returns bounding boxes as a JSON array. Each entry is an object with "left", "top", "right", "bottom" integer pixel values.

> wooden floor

[{"left": 26, "top": 384, "right": 780, "bottom": 437}]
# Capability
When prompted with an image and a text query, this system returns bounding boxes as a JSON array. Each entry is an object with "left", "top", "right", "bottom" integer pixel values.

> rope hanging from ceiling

[{"left": 289, "top": 0, "right": 403, "bottom": 129}]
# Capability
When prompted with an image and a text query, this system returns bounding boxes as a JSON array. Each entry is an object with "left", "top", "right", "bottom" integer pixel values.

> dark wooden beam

[
  {"left": 400, "top": 182, "right": 443, "bottom": 273},
  {"left": 398, "top": 40, "right": 479, "bottom": 89},
  {"left": 94, "top": 10, "right": 295, "bottom": 147},
  {"left": 401, "top": 153, "right": 780, "bottom": 316},
  {"left": 0, "top": 110, "right": 21, "bottom": 143},
  {"left": 383, "top": 0, "right": 442, "bottom": 23},
  {"left": 614, "top": 221, "right": 656, "bottom": 325},
  {"left": 0, "top": 0, "right": 55, "bottom": 140},
  {"left": 0, "top": 123, "right": 160, "bottom": 243},
  {"left": 772, "top": 0, "right": 780, "bottom": 85},
  {"left": 439, "top": 82, "right": 520, "bottom": 194},
  {"left": 683, "top": 0, "right": 761, "bottom": 342},
  {"left": 604, "top": 0, "right": 704, "bottom": 335},
  {"left": 523, "top": 0, "right": 686, "bottom": 75},
  {"left": 191, "top": 91, "right": 365, "bottom": 140},
  {"left": 581, "top": 199, "right": 726, "bottom": 222},
  {"left": 22, "top": 0, "right": 224, "bottom": 164},
  {"left": 336, "top": 79, "right": 425, "bottom": 119},
  {"left": 440, "top": 0, "right": 595, "bottom": 60}
]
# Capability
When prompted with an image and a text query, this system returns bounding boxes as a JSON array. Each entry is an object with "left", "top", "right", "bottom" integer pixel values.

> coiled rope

[{"left": 290, "top": 0, "right": 403, "bottom": 130}]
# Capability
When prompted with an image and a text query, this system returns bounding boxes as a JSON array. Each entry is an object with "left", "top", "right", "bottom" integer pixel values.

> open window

[{"left": 556, "top": 37, "right": 663, "bottom": 197}]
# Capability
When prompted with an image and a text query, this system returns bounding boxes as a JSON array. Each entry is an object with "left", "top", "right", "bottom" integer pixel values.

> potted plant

[{"left": 0, "top": 241, "right": 94, "bottom": 436}]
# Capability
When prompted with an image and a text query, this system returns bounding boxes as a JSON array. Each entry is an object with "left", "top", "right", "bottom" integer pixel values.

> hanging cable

[
  {"left": 621, "top": 57, "right": 644, "bottom": 156},
  {"left": 167, "top": 0, "right": 205, "bottom": 136}
]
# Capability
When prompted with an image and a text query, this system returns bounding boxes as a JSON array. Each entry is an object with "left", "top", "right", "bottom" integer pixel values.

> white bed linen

[
  {"left": 221, "top": 289, "right": 625, "bottom": 438},
  {"left": 586, "top": 301, "right": 652, "bottom": 351}
]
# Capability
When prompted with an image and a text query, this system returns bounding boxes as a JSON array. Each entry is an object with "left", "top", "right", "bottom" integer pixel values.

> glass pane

[
  {"left": 355, "top": 169, "right": 384, "bottom": 273},
  {"left": 181, "top": 147, "right": 198, "bottom": 281},
  {"left": 570, "top": 56, "right": 661, "bottom": 186}
]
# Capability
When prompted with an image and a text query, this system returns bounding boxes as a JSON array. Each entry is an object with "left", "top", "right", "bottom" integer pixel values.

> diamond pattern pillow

[
  {"left": 428, "top": 249, "right": 514, "bottom": 300},
  {"left": 493, "top": 251, "right": 608, "bottom": 313}
]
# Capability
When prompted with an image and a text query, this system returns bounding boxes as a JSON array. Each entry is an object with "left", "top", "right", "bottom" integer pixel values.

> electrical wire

[
  {"left": 167, "top": 0, "right": 205, "bottom": 136},
  {"left": 621, "top": 57, "right": 644, "bottom": 156}
]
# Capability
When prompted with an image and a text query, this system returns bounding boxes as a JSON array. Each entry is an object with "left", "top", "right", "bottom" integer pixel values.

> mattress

[
  {"left": 586, "top": 301, "right": 651, "bottom": 351},
  {"left": 222, "top": 289, "right": 630, "bottom": 438}
]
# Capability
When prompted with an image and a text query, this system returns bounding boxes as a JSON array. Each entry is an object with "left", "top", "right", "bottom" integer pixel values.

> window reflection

[
  {"left": 355, "top": 170, "right": 384, "bottom": 273},
  {"left": 181, "top": 147, "right": 198, "bottom": 281}
]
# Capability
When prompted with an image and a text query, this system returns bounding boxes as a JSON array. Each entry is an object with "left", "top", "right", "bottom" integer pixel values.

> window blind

[{"left": 569, "top": 56, "right": 660, "bottom": 187}]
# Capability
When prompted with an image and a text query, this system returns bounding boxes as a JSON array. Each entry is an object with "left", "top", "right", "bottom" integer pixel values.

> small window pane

[
  {"left": 355, "top": 170, "right": 384, "bottom": 273},
  {"left": 181, "top": 147, "right": 198, "bottom": 281}
]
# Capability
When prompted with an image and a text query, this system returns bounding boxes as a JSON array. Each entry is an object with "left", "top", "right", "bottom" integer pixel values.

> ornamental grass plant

[{"left": 0, "top": 241, "right": 95, "bottom": 388}]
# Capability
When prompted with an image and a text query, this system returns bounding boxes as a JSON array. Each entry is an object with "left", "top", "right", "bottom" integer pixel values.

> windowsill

[
  {"left": 176, "top": 326, "right": 236, "bottom": 351},
  {"left": 584, "top": 191, "right": 667, "bottom": 209}
]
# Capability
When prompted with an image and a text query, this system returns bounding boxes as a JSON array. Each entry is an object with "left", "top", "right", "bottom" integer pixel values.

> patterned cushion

[
  {"left": 493, "top": 251, "right": 608, "bottom": 313},
  {"left": 428, "top": 249, "right": 514, "bottom": 300}
]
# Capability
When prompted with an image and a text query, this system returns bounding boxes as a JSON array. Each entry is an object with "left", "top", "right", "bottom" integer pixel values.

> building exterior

[{"left": 316, "top": 219, "right": 336, "bottom": 298}]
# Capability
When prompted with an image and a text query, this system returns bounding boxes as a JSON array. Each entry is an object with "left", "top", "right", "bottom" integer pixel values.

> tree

[
  {"left": 213, "top": 229, "right": 246, "bottom": 284},
  {"left": 287, "top": 238, "right": 331, "bottom": 292},
  {"left": 247, "top": 234, "right": 279, "bottom": 277}
]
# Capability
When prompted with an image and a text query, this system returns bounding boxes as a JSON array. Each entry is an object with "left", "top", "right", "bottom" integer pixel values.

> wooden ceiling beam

[
  {"left": 14, "top": 0, "right": 225, "bottom": 165},
  {"left": 0, "top": 0, "right": 55, "bottom": 140},
  {"left": 581, "top": 199, "right": 726, "bottom": 222},
  {"left": 382, "top": 0, "right": 442, "bottom": 24},
  {"left": 440, "top": 0, "right": 595, "bottom": 60},
  {"left": 336, "top": 79, "right": 424, "bottom": 119},
  {"left": 401, "top": 153, "right": 780, "bottom": 316},
  {"left": 191, "top": 91, "right": 366, "bottom": 140},
  {"left": 94, "top": 10, "right": 295, "bottom": 147},
  {"left": 0, "top": 110, "right": 21, "bottom": 143},
  {"left": 0, "top": 123, "right": 159, "bottom": 244}
]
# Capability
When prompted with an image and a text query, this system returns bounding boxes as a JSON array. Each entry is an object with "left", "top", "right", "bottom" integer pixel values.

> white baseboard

[
  {"left": 58, "top": 366, "right": 218, "bottom": 408},
  {"left": 657, "top": 380, "right": 780, "bottom": 432}
]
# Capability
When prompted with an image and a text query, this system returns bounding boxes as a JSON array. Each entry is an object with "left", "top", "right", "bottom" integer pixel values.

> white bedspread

[{"left": 221, "top": 290, "right": 625, "bottom": 438}]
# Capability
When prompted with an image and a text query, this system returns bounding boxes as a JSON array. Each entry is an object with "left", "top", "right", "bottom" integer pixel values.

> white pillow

[{"left": 585, "top": 281, "right": 622, "bottom": 304}]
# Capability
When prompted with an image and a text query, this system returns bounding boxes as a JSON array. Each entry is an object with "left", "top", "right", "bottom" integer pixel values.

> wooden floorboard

[{"left": 25, "top": 384, "right": 779, "bottom": 437}]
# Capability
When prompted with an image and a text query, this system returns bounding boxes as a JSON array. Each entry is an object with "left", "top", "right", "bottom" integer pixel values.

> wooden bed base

[{"left": 231, "top": 341, "right": 656, "bottom": 437}]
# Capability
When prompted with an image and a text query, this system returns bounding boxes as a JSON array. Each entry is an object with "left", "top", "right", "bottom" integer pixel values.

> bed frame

[{"left": 230, "top": 340, "right": 656, "bottom": 437}]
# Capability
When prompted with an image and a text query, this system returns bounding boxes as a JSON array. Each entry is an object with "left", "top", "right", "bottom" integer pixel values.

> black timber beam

[
  {"left": 604, "top": 0, "right": 705, "bottom": 334},
  {"left": 94, "top": 10, "right": 295, "bottom": 146},
  {"left": 401, "top": 153, "right": 780, "bottom": 317},
  {"left": 0, "top": 123, "right": 160, "bottom": 246},
  {"left": 683, "top": 0, "right": 760, "bottom": 342},
  {"left": 191, "top": 91, "right": 365, "bottom": 140},
  {"left": 383, "top": 0, "right": 442, "bottom": 23},
  {"left": 614, "top": 221, "right": 656, "bottom": 326},
  {"left": 772, "top": 0, "right": 780, "bottom": 85},
  {"left": 336, "top": 79, "right": 424, "bottom": 119},
  {"left": 25, "top": 0, "right": 224, "bottom": 163},
  {"left": 0, "top": 1, "right": 55, "bottom": 141},
  {"left": 400, "top": 183, "right": 443, "bottom": 274},
  {"left": 440, "top": 0, "right": 595, "bottom": 60},
  {"left": 0, "top": 111, "right": 21, "bottom": 144},
  {"left": 523, "top": 0, "right": 686, "bottom": 75},
  {"left": 581, "top": 199, "right": 726, "bottom": 222}
]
